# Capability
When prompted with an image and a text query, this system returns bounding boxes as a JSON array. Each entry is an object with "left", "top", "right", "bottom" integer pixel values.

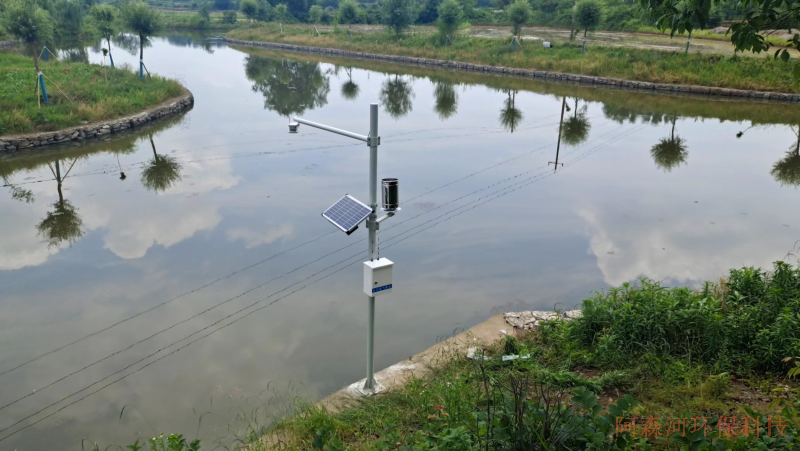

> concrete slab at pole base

[{"left": 320, "top": 313, "right": 511, "bottom": 411}]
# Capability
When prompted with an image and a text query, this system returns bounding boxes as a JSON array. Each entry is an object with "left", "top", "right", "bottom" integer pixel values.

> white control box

[{"left": 364, "top": 258, "right": 393, "bottom": 297}]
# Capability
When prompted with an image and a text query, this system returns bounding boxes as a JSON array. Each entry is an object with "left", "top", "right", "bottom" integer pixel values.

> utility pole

[{"left": 291, "top": 103, "right": 398, "bottom": 393}]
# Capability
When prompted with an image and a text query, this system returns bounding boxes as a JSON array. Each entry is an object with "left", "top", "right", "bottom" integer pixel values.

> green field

[
  {"left": 0, "top": 51, "right": 185, "bottom": 135},
  {"left": 228, "top": 24, "right": 800, "bottom": 93}
]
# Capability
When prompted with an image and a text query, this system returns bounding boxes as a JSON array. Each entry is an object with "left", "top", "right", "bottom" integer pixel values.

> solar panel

[{"left": 322, "top": 194, "right": 372, "bottom": 234}]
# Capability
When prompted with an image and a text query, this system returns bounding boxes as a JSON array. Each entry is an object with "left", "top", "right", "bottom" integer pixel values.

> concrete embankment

[
  {"left": 0, "top": 90, "right": 194, "bottom": 156},
  {"left": 224, "top": 37, "right": 800, "bottom": 103}
]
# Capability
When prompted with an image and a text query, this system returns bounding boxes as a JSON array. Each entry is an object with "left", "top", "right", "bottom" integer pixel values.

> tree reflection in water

[
  {"left": 433, "top": 81, "right": 458, "bottom": 120},
  {"left": 561, "top": 97, "right": 590, "bottom": 146},
  {"left": 380, "top": 75, "right": 414, "bottom": 119},
  {"left": 771, "top": 126, "right": 800, "bottom": 186},
  {"left": 37, "top": 159, "right": 84, "bottom": 248},
  {"left": 341, "top": 67, "right": 360, "bottom": 100},
  {"left": 650, "top": 116, "right": 688, "bottom": 172},
  {"left": 141, "top": 134, "right": 182, "bottom": 193},
  {"left": 499, "top": 90, "right": 523, "bottom": 133},
  {"left": 245, "top": 56, "right": 331, "bottom": 118}
]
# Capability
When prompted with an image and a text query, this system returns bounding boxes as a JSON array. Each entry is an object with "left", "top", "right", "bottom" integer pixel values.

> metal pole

[{"left": 364, "top": 103, "right": 379, "bottom": 391}]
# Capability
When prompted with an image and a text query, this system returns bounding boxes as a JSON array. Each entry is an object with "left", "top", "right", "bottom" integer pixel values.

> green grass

[
  {"left": 0, "top": 50, "right": 185, "bottom": 135},
  {"left": 245, "top": 262, "right": 800, "bottom": 450},
  {"left": 160, "top": 10, "right": 245, "bottom": 30},
  {"left": 228, "top": 24, "right": 800, "bottom": 93}
]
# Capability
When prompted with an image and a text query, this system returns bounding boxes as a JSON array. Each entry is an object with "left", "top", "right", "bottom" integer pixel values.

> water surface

[{"left": 2, "top": 33, "right": 800, "bottom": 449}]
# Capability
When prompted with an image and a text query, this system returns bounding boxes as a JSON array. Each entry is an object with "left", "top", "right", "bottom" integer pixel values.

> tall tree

[
  {"left": 505, "top": 0, "right": 531, "bottom": 39},
  {"left": 381, "top": 0, "right": 418, "bottom": 37},
  {"left": 121, "top": 1, "right": 162, "bottom": 80},
  {"left": 1, "top": 0, "right": 54, "bottom": 104},
  {"left": 575, "top": 0, "right": 601, "bottom": 50},
  {"left": 337, "top": 0, "right": 361, "bottom": 23},
  {"left": 240, "top": 0, "right": 259, "bottom": 21},
  {"left": 417, "top": 0, "right": 441, "bottom": 23},
  {"left": 309, "top": 4, "right": 323, "bottom": 24},
  {"left": 89, "top": 3, "right": 117, "bottom": 67},
  {"left": 436, "top": 0, "right": 462, "bottom": 43}
]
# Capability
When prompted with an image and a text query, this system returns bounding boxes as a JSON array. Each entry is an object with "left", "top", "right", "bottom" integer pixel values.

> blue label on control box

[{"left": 372, "top": 284, "right": 392, "bottom": 293}]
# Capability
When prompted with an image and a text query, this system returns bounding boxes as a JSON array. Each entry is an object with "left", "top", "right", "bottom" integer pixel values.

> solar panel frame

[{"left": 322, "top": 194, "right": 373, "bottom": 233}]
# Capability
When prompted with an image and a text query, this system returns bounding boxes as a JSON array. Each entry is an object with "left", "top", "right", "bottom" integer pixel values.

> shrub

[{"left": 222, "top": 10, "right": 238, "bottom": 23}]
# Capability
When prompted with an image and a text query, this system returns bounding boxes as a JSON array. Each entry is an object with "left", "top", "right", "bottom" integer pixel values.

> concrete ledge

[
  {"left": 224, "top": 37, "right": 800, "bottom": 103},
  {"left": 0, "top": 90, "right": 194, "bottom": 155}
]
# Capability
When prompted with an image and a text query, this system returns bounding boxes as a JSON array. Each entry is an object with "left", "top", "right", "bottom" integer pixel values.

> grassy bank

[
  {"left": 228, "top": 24, "right": 799, "bottom": 93},
  {"left": 252, "top": 262, "right": 800, "bottom": 450},
  {"left": 0, "top": 51, "right": 185, "bottom": 135},
  {"left": 161, "top": 10, "right": 244, "bottom": 30}
]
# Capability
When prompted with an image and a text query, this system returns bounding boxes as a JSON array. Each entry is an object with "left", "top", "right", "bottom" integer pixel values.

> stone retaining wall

[
  {"left": 0, "top": 91, "right": 194, "bottom": 154},
  {"left": 0, "top": 40, "right": 18, "bottom": 50},
  {"left": 225, "top": 37, "right": 800, "bottom": 103}
]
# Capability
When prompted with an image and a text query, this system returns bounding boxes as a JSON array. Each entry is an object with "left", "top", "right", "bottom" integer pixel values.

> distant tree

[
  {"left": 285, "top": 0, "right": 308, "bottom": 21},
  {"left": 309, "top": 4, "right": 322, "bottom": 23},
  {"left": 52, "top": 0, "right": 84, "bottom": 38},
  {"left": 37, "top": 159, "right": 84, "bottom": 248},
  {"left": 436, "top": 0, "right": 461, "bottom": 42},
  {"left": 380, "top": 0, "right": 417, "bottom": 37},
  {"left": 257, "top": 0, "right": 272, "bottom": 21},
  {"left": 337, "top": 0, "right": 361, "bottom": 23},
  {"left": 575, "top": 0, "right": 601, "bottom": 46},
  {"left": 199, "top": 2, "right": 211, "bottom": 20},
  {"left": 274, "top": 2, "right": 288, "bottom": 21},
  {"left": 89, "top": 4, "right": 118, "bottom": 67},
  {"left": 505, "top": 0, "right": 530, "bottom": 38},
  {"left": 121, "top": 1, "right": 162, "bottom": 80},
  {"left": 240, "top": 0, "right": 258, "bottom": 21},
  {"left": 417, "top": 0, "right": 441, "bottom": 24},
  {"left": 1, "top": 0, "right": 54, "bottom": 101},
  {"left": 214, "top": 0, "right": 233, "bottom": 10},
  {"left": 222, "top": 9, "right": 238, "bottom": 22},
  {"left": 458, "top": 0, "right": 476, "bottom": 20}
]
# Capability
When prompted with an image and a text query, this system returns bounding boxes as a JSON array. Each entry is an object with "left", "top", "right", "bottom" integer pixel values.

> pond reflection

[
  {"left": 340, "top": 67, "right": 360, "bottom": 100},
  {"left": 499, "top": 90, "right": 522, "bottom": 132},
  {"left": 651, "top": 117, "right": 688, "bottom": 172},
  {"left": 380, "top": 74, "right": 414, "bottom": 119},
  {"left": 37, "top": 159, "right": 85, "bottom": 249},
  {"left": 7, "top": 34, "right": 800, "bottom": 451},
  {"left": 432, "top": 80, "right": 458, "bottom": 120},
  {"left": 141, "top": 134, "right": 182, "bottom": 193},
  {"left": 245, "top": 55, "right": 330, "bottom": 118},
  {"left": 771, "top": 126, "right": 800, "bottom": 186}
]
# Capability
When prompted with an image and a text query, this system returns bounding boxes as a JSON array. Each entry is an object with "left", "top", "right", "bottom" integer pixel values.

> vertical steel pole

[{"left": 364, "top": 103, "right": 379, "bottom": 391}]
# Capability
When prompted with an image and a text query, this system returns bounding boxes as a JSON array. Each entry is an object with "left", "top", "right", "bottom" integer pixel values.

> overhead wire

[
  {"left": 0, "top": 118, "right": 586, "bottom": 380},
  {"left": 0, "top": 120, "right": 639, "bottom": 442}
]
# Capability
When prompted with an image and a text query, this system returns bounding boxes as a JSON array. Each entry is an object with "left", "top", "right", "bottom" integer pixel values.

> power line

[
  {"left": 0, "top": 122, "right": 638, "bottom": 442},
  {"left": 0, "top": 120, "right": 577, "bottom": 380}
]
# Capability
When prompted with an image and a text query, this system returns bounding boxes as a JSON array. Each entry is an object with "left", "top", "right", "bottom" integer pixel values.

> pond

[{"left": 2, "top": 33, "right": 800, "bottom": 449}]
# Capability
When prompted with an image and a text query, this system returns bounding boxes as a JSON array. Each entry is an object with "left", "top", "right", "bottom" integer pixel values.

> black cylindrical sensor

[{"left": 382, "top": 178, "right": 399, "bottom": 212}]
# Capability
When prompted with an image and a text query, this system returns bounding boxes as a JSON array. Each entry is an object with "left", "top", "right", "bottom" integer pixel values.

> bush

[
  {"left": 337, "top": 0, "right": 362, "bottom": 24},
  {"left": 436, "top": 0, "right": 462, "bottom": 42},
  {"left": 505, "top": 0, "right": 531, "bottom": 37},
  {"left": 566, "top": 261, "right": 800, "bottom": 375},
  {"left": 222, "top": 10, "right": 238, "bottom": 23}
]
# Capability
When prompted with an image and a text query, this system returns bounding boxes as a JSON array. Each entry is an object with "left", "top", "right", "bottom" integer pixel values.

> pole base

[{"left": 347, "top": 377, "right": 384, "bottom": 396}]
